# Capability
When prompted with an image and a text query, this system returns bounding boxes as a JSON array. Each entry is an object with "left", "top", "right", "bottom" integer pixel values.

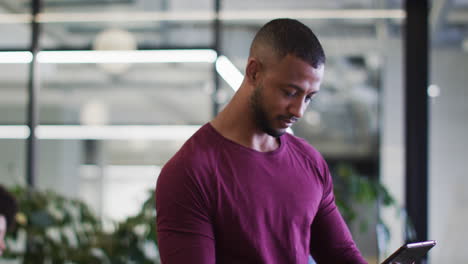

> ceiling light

[
  {"left": 37, "top": 11, "right": 215, "bottom": 23},
  {"left": 93, "top": 28, "right": 138, "bottom": 74},
  {"left": 0, "top": 125, "right": 200, "bottom": 140},
  {"left": 0, "top": 126, "right": 30, "bottom": 139},
  {"left": 0, "top": 9, "right": 405, "bottom": 24},
  {"left": 0, "top": 14, "right": 31, "bottom": 24},
  {"left": 37, "top": 49, "right": 217, "bottom": 64},
  {"left": 34, "top": 9, "right": 404, "bottom": 23},
  {"left": 0, "top": 51, "right": 33, "bottom": 63},
  {"left": 427, "top": 84, "right": 441, "bottom": 98},
  {"left": 221, "top": 9, "right": 405, "bottom": 21},
  {"left": 215, "top": 56, "right": 244, "bottom": 91},
  {"left": 0, "top": 50, "right": 217, "bottom": 64}
]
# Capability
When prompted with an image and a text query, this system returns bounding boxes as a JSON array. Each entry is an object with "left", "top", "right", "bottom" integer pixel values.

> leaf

[{"left": 29, "top": 211, "right": 55, "bottom": 228}]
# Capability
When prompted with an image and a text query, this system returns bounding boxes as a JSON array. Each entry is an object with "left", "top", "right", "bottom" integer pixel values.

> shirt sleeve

[
  {"left": 309, "top": 162, "right": 368, "bottom": 264},
  {"left": 155, "top": 156, "right": 215, "bottom": 264}
]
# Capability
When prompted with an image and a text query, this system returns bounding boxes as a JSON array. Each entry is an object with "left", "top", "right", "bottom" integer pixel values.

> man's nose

[{"left": 288, "top": 99, "right": 306, "bottom": 119}]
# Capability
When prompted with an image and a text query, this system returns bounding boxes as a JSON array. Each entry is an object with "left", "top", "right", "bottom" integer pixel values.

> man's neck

[{"left": 210, "top": 93, "right": 280, "bottom": 152}]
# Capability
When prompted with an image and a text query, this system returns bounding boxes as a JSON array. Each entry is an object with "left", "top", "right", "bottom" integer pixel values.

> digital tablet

[{"left": 381, "top": 240, "right": 436, "bottom": 264}]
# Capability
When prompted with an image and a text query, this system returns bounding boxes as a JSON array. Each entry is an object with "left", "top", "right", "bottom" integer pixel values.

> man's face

[
  {"left": 250, "top": 54, "right": 324, "bottom": 137},
  {"left": 0, "top": 215, "right": 6, "bottom": 256}
]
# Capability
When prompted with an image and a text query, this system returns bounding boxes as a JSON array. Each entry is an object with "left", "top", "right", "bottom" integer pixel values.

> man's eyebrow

[
  {"left": 288, "top": 84, "right": 305, "bottom": 91},
  {"left": 288, "top": 84, "right": 319, "bottom": 95},
  {"left": 308, "top": 92, "right": 319, "bottom": 98}
]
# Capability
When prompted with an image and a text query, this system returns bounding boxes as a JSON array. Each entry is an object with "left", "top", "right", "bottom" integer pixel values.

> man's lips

[{"left": 279, "top": 118, "right": 296, "bottom": 128}]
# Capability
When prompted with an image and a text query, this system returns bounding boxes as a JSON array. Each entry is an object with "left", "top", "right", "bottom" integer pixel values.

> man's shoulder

[
  {"left": 181, "top": 123, "right": 219, "bottom": 156},
  {"left": 162, "top": 123, "right": 219, "bottom": 174}
]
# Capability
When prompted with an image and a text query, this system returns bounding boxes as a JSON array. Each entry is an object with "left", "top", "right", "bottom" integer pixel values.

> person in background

[
  {"left": 0, "top": 185, "right": 18, "bottom": 256},
  {"left": 156, "top": 18, "right": 367, "bottom": 264}
]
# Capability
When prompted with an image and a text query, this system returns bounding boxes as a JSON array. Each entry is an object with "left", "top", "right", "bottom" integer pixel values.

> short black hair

[
  {"left": 250, "top": 18, "right": 326, "bottom": 68},
  {"left": 0, "top": 185, "right": 18, "bottom": 231}
]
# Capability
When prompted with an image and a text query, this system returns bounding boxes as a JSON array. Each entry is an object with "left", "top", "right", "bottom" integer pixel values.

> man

[
  {"left": 156, "top": 18, "right": 367, "bottom": 264},
  {"left": 0, "top": 185, "right": 18, "bottom": 256}
]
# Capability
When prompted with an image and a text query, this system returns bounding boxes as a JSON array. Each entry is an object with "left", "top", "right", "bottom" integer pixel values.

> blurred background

[{"left": 0, "top": 0, "right": 467, "bottom": 263}]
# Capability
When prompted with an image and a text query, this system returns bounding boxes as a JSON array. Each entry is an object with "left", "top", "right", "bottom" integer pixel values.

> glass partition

[
  {"left": 429, "top": 2, "right": 468, "bottom": 262},
  {"left": 0, "top": 4, "right": 29, "bottom": 188}
]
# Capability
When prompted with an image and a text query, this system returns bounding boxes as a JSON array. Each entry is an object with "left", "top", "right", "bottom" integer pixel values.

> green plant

[
  {"left": 4, "top": 186, "right": 160, "bottom": 264},
  {"left": 93, "top": 190, "right": 159, "bottom": 264},
  {"left": 4, "top": 186, "right": 106, "bottom": 263},
  {"left": 332, "top": 163, "right": 396, "bottom": 235}
]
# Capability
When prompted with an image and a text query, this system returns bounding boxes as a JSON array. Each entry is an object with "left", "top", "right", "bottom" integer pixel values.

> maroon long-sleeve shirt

[{"left": 156, "top": 123, "right": 367, "bottom": 264}]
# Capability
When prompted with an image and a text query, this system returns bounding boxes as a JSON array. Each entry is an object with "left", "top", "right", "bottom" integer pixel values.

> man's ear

[{"left": 245, "top": 58, "right": 261, "bottom": 84}]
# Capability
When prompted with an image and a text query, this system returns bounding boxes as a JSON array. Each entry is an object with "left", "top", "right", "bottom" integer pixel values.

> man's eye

[
  {"left": 305, "top": 94, "right": 317, "bottom": 103},
  {"left": 284, "top": 90, "right": 296, "bottom": 97}
]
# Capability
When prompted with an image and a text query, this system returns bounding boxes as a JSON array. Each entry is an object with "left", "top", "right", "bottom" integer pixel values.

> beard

[{"left": 249, "top": 84, "right": 286, "bottom": 138}]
